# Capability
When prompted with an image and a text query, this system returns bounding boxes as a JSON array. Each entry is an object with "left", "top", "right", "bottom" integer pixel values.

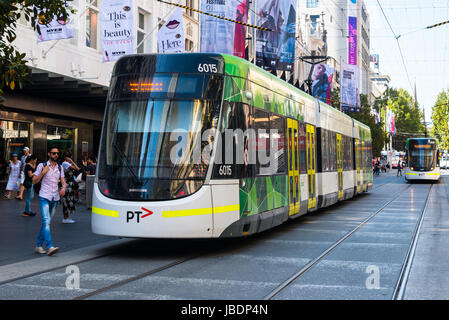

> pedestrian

[
  {"left": 23, "top": 154, "right": 38, "bottom": 217},
  {"left": 61, "top": 151, "right": 80, "bottom": 224},
  {"left": 5, "top": 153, "right": 22, "bottom": 200},
  {"left": 83, "top": 154, "right": 97, "bottom": 177},
  {"left": 32, "top": 147, "right": 66, "bottom": 256},
  {"left": 17, "top": 147, "right": 31, "bottom": 200},
  {"left": 397, "top": 161, "right": 403, "bottom": 176}
]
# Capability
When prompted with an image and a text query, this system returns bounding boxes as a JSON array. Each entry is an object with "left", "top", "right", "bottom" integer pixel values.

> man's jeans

[
  {"left": 24, "top": 185, "right": 34, "bottom": 213},
  {"left": 37, "top": 197, "right": 58, "bottom": 248}
]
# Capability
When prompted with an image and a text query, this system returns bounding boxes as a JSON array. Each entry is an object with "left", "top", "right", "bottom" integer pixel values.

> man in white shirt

[{"left": 32, "top": 147, "right": 66, "bottom": 256}]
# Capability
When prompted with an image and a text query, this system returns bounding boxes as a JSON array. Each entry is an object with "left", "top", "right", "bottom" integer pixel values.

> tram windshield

[
  {"left": 408, "top": 142, "right": 437, "bottom": 171},
  {"left": 97, "top": 73, "right": 223, "bottom": 201}
]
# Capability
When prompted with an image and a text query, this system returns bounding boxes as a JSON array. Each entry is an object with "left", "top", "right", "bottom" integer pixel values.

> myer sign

[
  {"left": 100, "top": 0, "right": 134, "bottom": 62},
  {"left": 158, "top": 8, "right": 185, "bottom": 53}
]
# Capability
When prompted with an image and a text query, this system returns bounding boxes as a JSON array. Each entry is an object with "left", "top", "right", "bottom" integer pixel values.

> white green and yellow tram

[
  {"left": 404, "top": 138, "right": 440, "bottom": 181},
  {"left": 92, "top": 53, "right": 373, "bottom": 238}
]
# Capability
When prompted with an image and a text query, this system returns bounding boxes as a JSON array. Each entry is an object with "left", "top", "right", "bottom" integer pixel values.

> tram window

[
  {"left": 215, "top": 102, "right": 254, "bottom": 179},
  {"left": 343, "top": 136, "right": 350, "bottom": 170},
  {"left": 203, "top": 74, "right": 224, "bottom": 100},
  {"left": 299, "top": 123, "right": 306, "bottom": 174},
  {"left": 254, "top": 109, "right": 270, "bottom": 176},
  {"left": 329, "top": 131, "right": 336, "bottom": 172},
  {"left": 307, "top": 132, "right": 311, "bottom": 170},
  {"left": 294, "top": 128, "right": 298, "bottom": 171},
  {"left": 270, "top": 114, "right": 286, "bottom": 174},
  {"left": 321, "top": 129, "right": 329, "bottom": 172},
  {"left": 175, "top": 74, "right": 204, "bottom": 98},
  {"left": 288, "top": 128, "right": 292, "bottom": 171}
]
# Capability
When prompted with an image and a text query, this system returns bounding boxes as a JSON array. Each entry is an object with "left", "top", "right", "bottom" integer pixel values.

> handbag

[{"left": 23, "top": 179, "right": 33, "bottom": 189}]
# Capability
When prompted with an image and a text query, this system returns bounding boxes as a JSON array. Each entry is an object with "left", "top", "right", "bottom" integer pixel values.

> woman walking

[
  {"left": 61, "top": 151, "right": 80, "bottom": 224},
  {"left": 5, "top": 153, "right": 22, "bottom": 199},
  {"left": 23, "top": 155, "right": 38, "bottom": 217}
]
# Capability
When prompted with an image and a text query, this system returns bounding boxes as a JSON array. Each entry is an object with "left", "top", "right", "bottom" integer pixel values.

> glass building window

[
  {"left": 186, "top": 0, "right": 194, "bottom": 17},
  {"left": 47, "top": 126, "right": 74, "bottom": 158},
  {"left": 0, "top": 121, "right": 30, "bottom": 180},
  {"left": 86, "top": 1, "right": 99, "bottom": 49},
  {"left": 137, "top": 11, "right": 147, "bottom": 54},
  {"left": 307, "top": 0, "right": 319, "bottom": 8}
]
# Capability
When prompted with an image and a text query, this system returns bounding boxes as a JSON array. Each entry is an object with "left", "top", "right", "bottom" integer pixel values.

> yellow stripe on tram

[
  {"left": 162, "top": 204, "right": 239, "bottom": 218},
  {"left": 92, "top": 206, "right": 119, "bottom": 218}
]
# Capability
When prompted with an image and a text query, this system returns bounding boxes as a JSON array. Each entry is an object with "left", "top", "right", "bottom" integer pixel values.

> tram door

[
  {"left": 355, "top": 139, "right": 361, "bottom": 193},
  {"left": 336, "top": 134, "right": 344, "bottom": 199},
  {"left": 362, "top": 140, "right": 366, "bottom": 191},
  {"left": 306, "top": 124, "right": 317, "bottom": 209},
  {"left": 287, "top": 119, "right": 300, "bottom": 216}
]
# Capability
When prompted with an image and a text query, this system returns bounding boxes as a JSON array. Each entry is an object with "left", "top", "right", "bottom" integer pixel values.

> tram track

[
  {"left": 392, "top": 183, "right": 433, "bottom": 300},
  {"left": 263, "top": 183, "right": 419, "bottom": 300},
  {"left": 0, "top": 181, "right": 431, "bottom": 300},
  {"left": 74, "top": 183, "right": 418, "bottom": 300}
]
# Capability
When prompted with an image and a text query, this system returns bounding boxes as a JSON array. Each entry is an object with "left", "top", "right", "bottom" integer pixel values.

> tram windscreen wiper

[{"left": 112, "top": 142, "right": 140, "bottom": 184}]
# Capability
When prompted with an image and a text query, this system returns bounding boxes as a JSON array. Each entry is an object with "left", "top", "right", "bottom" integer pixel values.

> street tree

[
  {"left": 331, "top": 88, "right": 388, "bottom": 158},
  {"left": 431, "top": 89, "right": 449, "bottom": 151},
  {"left": 0, "top": 1, "right": 74, "bottom": 102}
]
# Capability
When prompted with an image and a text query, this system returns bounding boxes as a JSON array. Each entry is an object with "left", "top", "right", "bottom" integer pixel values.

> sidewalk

[
  {"left": 0, "top": 194, "right": 118, "bottom": 266},
  {"left": 404, "top": 172, "right": 449, "bottom": 299}
]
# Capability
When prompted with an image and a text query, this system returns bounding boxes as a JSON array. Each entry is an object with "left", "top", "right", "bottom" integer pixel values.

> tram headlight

[
  {"left": 410, "top": 166, "right": 414, "bottom": 171},
  {"left": 431, "top": 167, "right": 434, "bottom": 171}
]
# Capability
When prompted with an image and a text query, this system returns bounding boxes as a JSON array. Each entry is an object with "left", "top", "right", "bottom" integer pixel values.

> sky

[{"left": 364, "top": 0, "right": 449, "bottom": 125}]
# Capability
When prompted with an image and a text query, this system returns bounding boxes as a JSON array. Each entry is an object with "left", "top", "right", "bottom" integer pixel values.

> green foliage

[
  {"left": 385, "top": 88, "right": 425, "bottom": 135},
  {"left": 431, "top": 89, "right": 449, "bottom": 151},
  {"left": 0, "top": 1, "right": 74, "bottom": 102}
]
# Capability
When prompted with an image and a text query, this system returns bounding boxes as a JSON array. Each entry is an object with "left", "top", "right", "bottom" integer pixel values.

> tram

[
  {"left": 92, "top": 53, "right": 373, "bottom": 238},
  {"left": 404, "top": 138, "right": 440, "bottom": 181}
]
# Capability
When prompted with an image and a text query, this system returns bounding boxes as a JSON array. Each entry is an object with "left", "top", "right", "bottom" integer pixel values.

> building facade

[
  {"left": 1, "top": 0, "right": 200, "bottom": 181},
  {"left": 357, "top": 0, "right": 371, "bottom": 99}
]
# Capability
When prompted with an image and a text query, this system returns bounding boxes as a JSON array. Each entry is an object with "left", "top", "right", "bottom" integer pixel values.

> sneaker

[
  {"left": 47, "top": 247, "right": 59, "bottom": 256},
  {"left": 62, "top": 218, "right": 76, "bottom": 224},
  {"left": 22, "top": 212, "right": 32, "bottom": 217},
  {"left": 35, "top": 246, "right": 46, "bottom": 254},
  {"left": 29, "top": 212, "right": 37, "bottom": 216}
]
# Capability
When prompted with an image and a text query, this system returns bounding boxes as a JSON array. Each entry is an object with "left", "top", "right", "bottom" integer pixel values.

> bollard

[{"left": 86, "top": 175, "right": 95, "bottom": 209}]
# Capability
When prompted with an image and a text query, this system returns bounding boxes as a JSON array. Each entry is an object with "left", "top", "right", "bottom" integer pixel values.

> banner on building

[
  {"left": 158, "top": 8, "right": 185, "bottom": 53},
  {"left": 312, "top": 64, "right": 334, "bottom": 105},
  {"left": 256, "top": 0, "right": 297, "bottom": 71},
  {"left": 386, "top": 108, "right": 396, "bottom": 135},
  {"left": 341, "top": 61, "right": 359, "bottom": 112},
  {"left": 370, "top": 54, "right": 379, "bottom": 70},
  {"left": 370, "top": 108, "right": 381, "bottom": 123},
  {"left": 200, "top": 0, "right": 248, "bottom": 58},
  {"left": 348, "top": 0, "right": 357, "bottom": 65},
  {"left": 36, "top": 12, "right": 74, "bottom": 42},
  {"left": 100, "top": 0, "right": 134, "bottom": 62}
]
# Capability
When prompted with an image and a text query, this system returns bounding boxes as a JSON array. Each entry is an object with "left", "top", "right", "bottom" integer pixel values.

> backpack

[{"left": 34, "top": 162, "right": 62, "bottom": 195}]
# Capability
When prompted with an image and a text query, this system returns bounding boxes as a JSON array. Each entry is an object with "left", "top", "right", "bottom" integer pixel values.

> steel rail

[
  {"left": 263, "top": 183, "right": 413, "bottom": 300},
  {"left": 392, "top": 183, "right": 433, "bottom": 300}
]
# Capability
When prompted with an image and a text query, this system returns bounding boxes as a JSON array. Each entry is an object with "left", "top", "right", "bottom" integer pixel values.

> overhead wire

[{"left": 376, "top": 0, "right": 414, "bottom": 94}]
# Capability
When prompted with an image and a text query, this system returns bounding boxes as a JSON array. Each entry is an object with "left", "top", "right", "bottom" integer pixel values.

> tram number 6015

[
  {"left": 198, "top": 63, "right": 217, "bottom": 73},
  {"left": 218, "top": 165, "right": 232, "bottom": 176}
]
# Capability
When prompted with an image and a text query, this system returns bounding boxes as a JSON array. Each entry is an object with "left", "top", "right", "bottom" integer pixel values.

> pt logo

[{"left": 127, "top": 207, "right": 153, "bottom": 223}]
